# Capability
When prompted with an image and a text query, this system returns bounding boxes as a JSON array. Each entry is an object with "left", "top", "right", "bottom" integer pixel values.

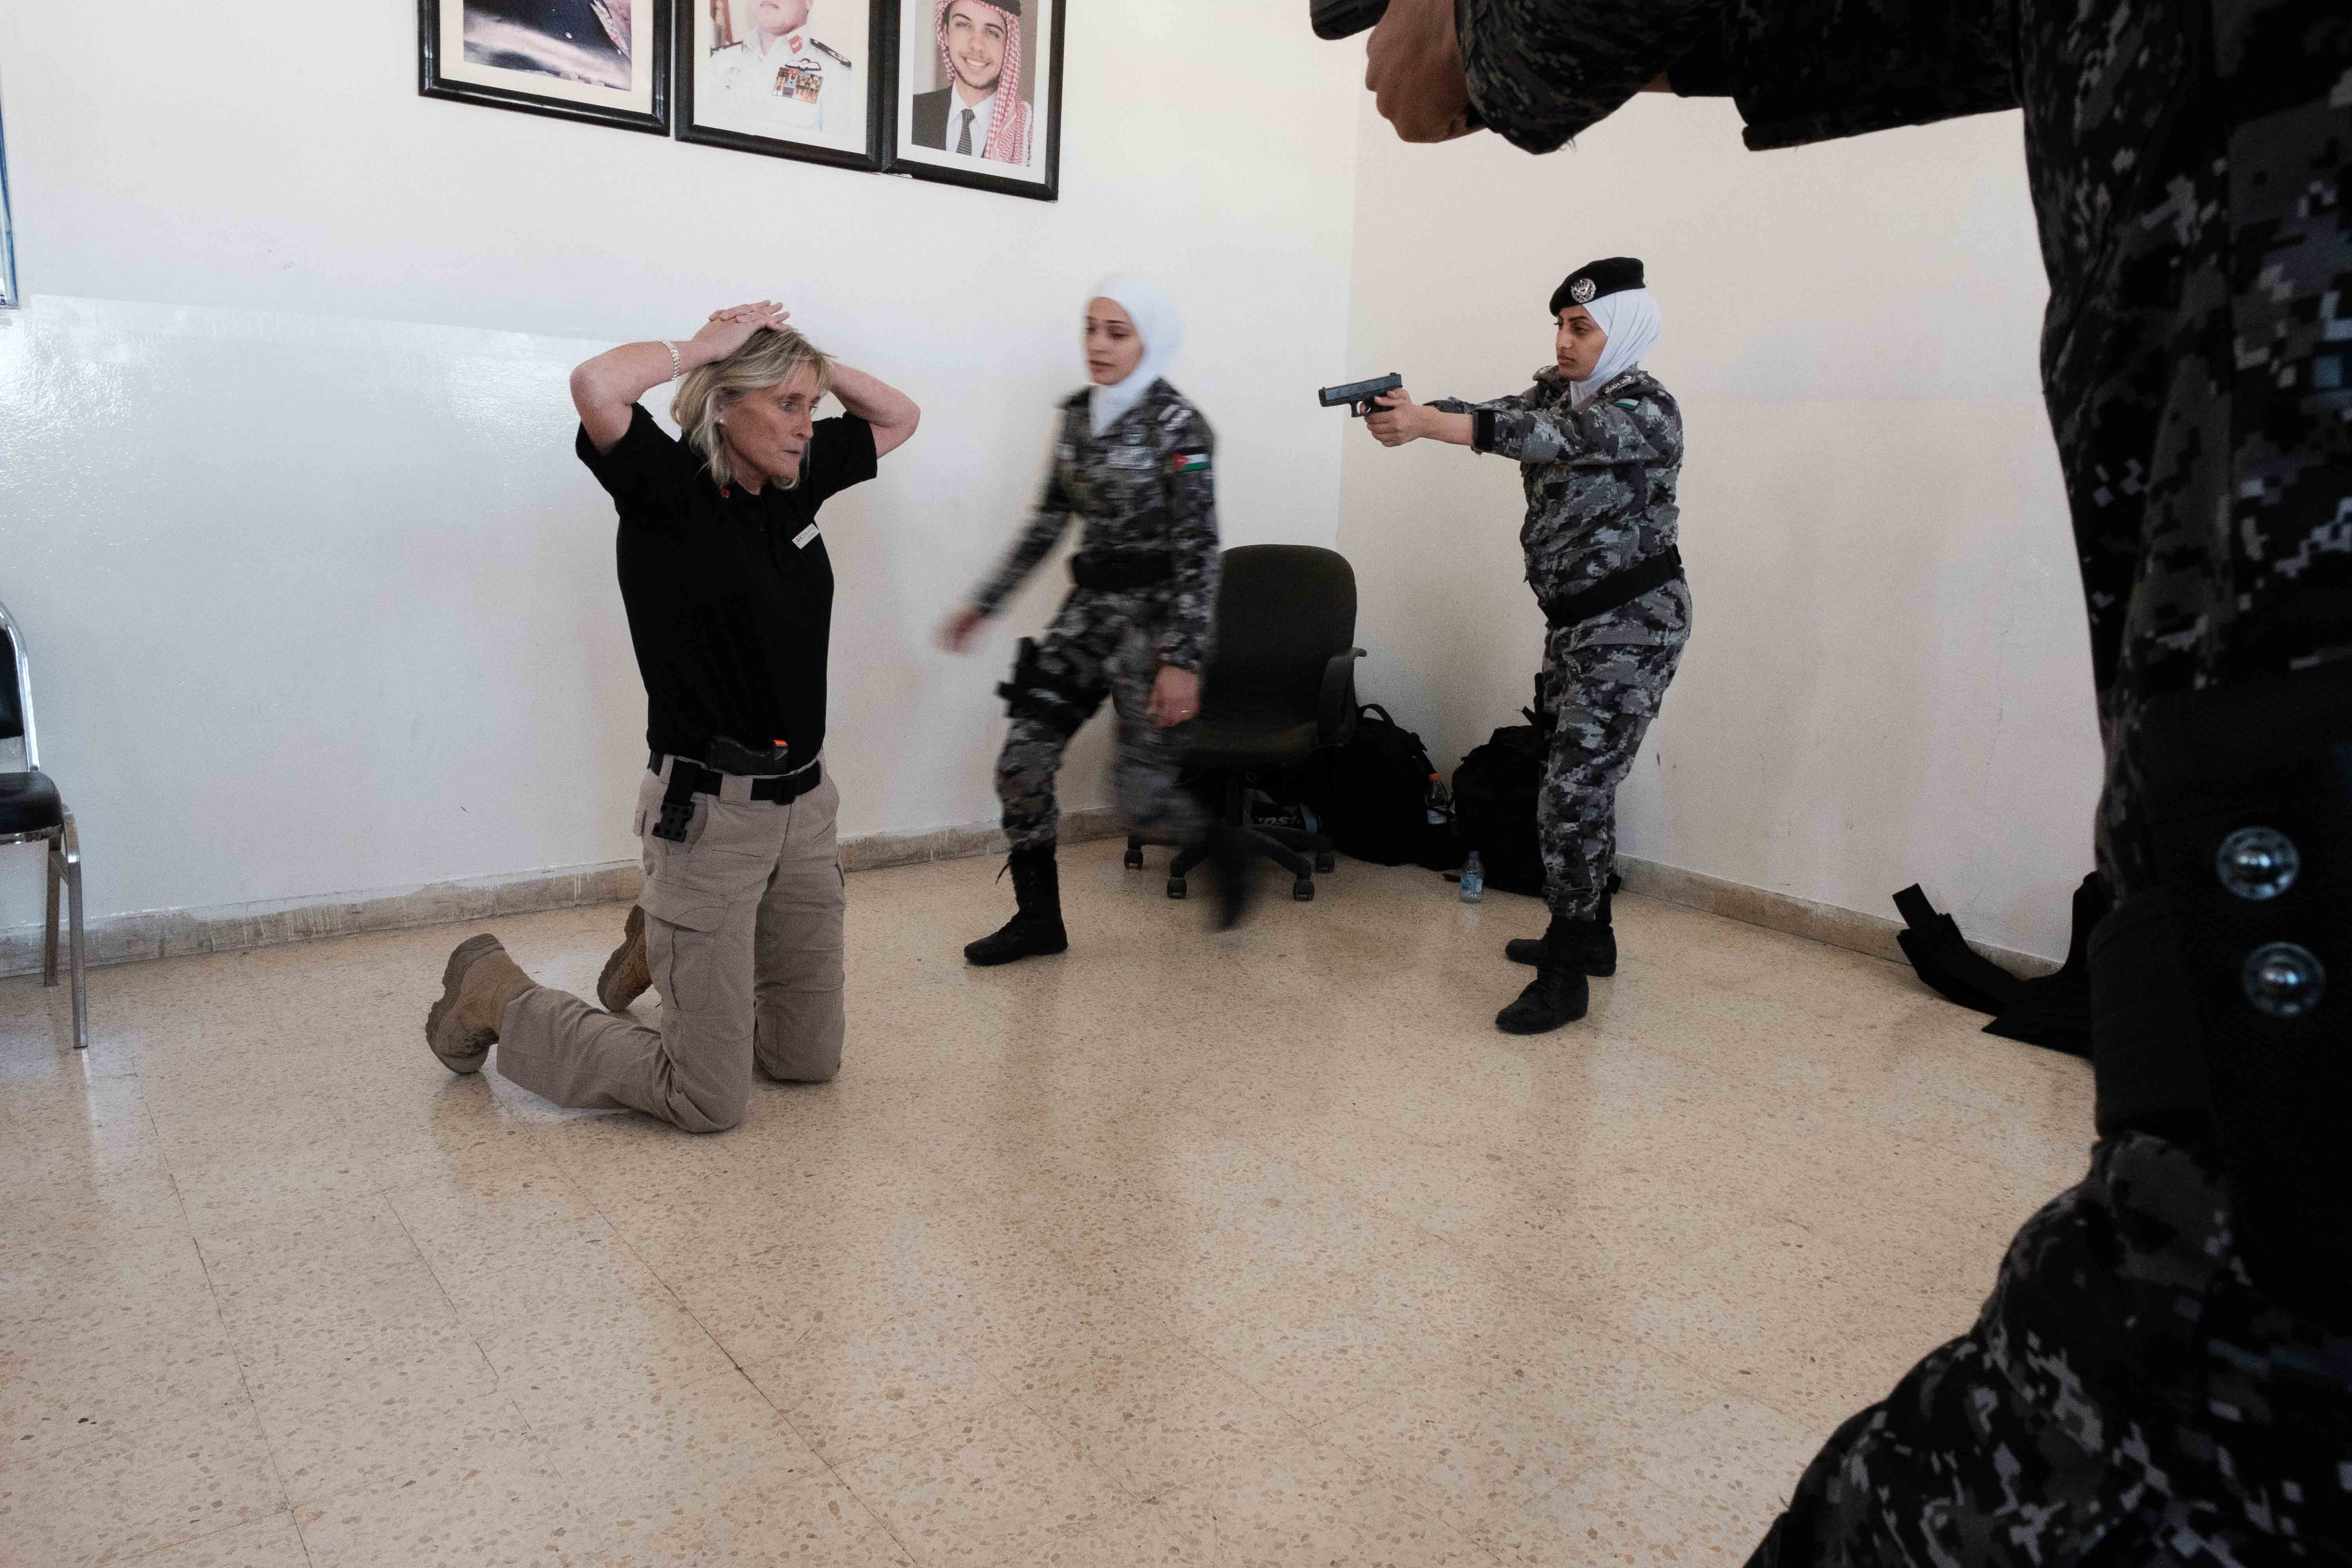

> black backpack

[
  {"left": 1452, "top": 691, "right": 1552, "bottom": 898},
  {"left": 1310, "top": 704, "right": 1449, "bottom": 867}
]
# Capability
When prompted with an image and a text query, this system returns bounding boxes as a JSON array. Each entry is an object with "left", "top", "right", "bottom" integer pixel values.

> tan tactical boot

[
  {"left": 424, "top": 934, "right": 537, "bottom": 1074},
  {"left": 596, "top": 904, "right": 652, "bottom": 1012}
]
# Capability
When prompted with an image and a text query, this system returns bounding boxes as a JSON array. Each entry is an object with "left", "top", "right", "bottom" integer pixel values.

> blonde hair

[{"left": 671, "top": 327, "right": 836, "bottom": 490}]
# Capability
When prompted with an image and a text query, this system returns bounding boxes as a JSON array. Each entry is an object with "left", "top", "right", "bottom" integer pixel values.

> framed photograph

[
  {"left": 676, "top": 0, "right": 889, "bottom": 172},
  {"left": 884, "top": 0, "right": 1062, "bottom": 201},
  {"left": 420, "top": 0, "right": 673, "bottom": 134},
  {"left": 0, "top": 93, "right": 17, "bottom": 309}
]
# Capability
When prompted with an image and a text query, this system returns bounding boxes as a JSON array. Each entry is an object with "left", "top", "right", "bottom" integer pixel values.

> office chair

[
  {"left": 0, "top": 597, "right": 86, "bottom": 1050},
  {"left": 1127, "top": 545, "right": 1364, "bottom": 902}
]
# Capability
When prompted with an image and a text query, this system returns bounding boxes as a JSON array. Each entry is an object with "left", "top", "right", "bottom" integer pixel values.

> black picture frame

[
  {"left": 419, "top": 0, "right": 675, "bottom": 135},
  {"left": 673, "top": 0, "right": 893, "bottom": 173},
  {"left": 881, "top": 0, "right": 1063, "bottom": 202}
]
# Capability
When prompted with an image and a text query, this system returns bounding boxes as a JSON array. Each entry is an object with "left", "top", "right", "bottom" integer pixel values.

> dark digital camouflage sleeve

[
  {"left": 968, "top": 403, "right": 1082, "bottom": 618},
  {"left": 1149, "top": 398, "right": 1221, "bottom": 672},
  {"left": 1457, "top": 0, "right": 1720, "bottom": 154},
  {"left": 1457, "top": 0, "right": 2018, "bottom": 154}
]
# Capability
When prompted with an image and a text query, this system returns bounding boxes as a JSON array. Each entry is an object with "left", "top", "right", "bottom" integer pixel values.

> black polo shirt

[{"left": 576, "top": 404, "right": 876, "bottom": 764}]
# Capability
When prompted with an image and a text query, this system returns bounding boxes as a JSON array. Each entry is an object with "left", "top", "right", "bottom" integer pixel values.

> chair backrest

[
  {"left": 0, "top": 597, "right": 37, "bottom": 770},
  {"left": 1203, "top": 545, "right": 1358, "bottom": 722}
]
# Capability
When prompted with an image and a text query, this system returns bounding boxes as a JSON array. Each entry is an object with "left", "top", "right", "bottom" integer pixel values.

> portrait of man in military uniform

[{"left": 681, "top": 0, "right": 874, "bottom": 160}]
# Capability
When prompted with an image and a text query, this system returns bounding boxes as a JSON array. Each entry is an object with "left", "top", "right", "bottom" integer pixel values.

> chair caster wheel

[
  {"left": 1166, "top": 877, "right": 1187, "bottom": 900},
  {"left": 1124, "top": 846, "right": 1144, "bottom": 870},
  {"left": 1314, "top": 851, "right": 1336, "bottom": 874},
  {"left": 1292, "top": 878, "right": 1315, "bottom": 902}
]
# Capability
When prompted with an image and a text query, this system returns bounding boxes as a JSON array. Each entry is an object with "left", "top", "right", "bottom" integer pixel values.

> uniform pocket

[{"left": 639, "top": 877, "right": 731, "bottom": 1012}]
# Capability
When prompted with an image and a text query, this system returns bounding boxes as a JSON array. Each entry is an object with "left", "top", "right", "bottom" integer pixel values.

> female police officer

[
  {"left": 1366, "top": 257, "right": 1688, "bottom": 1035},
  {"left": 938, "top": 275, "right": 1243, "bottom": 964},
  {"left": 423, "top": 302, "right": 918, "bottom": 1132}
]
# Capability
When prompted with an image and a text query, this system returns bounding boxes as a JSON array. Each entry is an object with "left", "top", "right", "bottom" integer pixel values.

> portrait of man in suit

[{"left": 908, "top": 0, "right": 1031, "bottom": 164}]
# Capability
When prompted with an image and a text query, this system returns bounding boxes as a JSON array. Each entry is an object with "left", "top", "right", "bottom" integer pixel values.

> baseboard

[
  {"left": 0, "top": 808, "right": 1127, "bottom": 980},
  {"left": 1613, "top": 855, "right": 2062, "bottom": 979}
]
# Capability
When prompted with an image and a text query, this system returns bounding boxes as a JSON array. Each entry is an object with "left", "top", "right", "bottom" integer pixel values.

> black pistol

[
  {"left": 1310, "top": 0, "right": 1389, "bottom": 39},
  {"left": 1318, "top": 373, "right": 1404, "bottom": 418}
]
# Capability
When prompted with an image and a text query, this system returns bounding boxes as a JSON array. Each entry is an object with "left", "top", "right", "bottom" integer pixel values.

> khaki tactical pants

[{"left": 496, "top": 763, "right": 846, "bottom": 1132}]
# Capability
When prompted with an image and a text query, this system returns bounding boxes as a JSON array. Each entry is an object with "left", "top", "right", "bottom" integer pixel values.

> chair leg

[
  {"left": 43, "top": 834, "right": 60, "bottom": 987},
  {"left": 62, "top": 814, "right": 87, "bottom": 1051}
]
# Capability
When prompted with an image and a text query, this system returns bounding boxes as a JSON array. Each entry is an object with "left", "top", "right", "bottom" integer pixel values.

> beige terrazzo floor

[{"left": 1, "top": 839, "right": 2095, "bottom": 1567}]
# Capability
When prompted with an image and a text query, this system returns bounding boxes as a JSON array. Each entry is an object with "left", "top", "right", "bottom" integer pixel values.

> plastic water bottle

[{"left": 1459, "top": 851, "right": 1485, "bottom": 904}]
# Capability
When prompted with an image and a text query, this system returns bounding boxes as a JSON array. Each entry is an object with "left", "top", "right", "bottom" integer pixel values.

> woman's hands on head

[
  {"left": 690, "top": 302, "right": 790, "bottom": 368},
  {"left": 937, "top": 606, "right": 987, "bottom": 654},
  {"left": 1364, "top": 388, "right": 1427, "bottom": 446}
]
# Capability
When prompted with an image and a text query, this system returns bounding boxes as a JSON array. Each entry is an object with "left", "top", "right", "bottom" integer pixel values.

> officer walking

[
  {"left": 424, "top": 303, "right": 919, "bottom": 1133},
  {"left": 1362, "top": 0, "right": 2351, "bottom": 1561},
  {"left": 938, "top": 276, "right": 1246, "bottom": 964},
  {"left": 699, "top": 0, "right": 861, "bottom": 151},
  {"left": 1364, "top": 258, "right": 1689, "bottom": 1036}
]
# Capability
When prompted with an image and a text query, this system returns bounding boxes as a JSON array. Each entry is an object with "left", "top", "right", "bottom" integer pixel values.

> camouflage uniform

[
  {"left": 1458, "top": 0, "right": 2352, "bottom": 1558},
  {"left": 1442, "top": 366, "right": 1691, "bottom": 920},
  {"left": 970, "top": 379, "right": 1221, "bottom": 850}
]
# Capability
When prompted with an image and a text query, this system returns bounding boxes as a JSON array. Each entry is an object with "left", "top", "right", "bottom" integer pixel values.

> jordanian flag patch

[{"left": 1169, "top": 448, "right": 1210, "bottom": 474}]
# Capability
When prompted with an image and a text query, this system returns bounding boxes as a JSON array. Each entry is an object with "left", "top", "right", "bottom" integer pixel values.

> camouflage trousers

[
  {"left": 1748, "top": 1132, "right": 2352, "bottom": 1566},
  {"left": 996, "top": 589, "right": 1209, "bottom": 853},
  {"left": 1536, "top": 579, "right": 1691, "bottom": 920}
]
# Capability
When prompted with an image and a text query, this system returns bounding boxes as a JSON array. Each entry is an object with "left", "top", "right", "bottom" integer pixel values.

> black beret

[{"left": 1550, "top": 257, "right": 1644, "bottom": 316}]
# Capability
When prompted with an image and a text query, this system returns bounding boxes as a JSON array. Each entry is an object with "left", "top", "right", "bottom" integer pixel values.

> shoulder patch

[
  {"left": 1168, "top": 448, "right": 1211, "bottom": 475},
  {"left": 1614, "top": 399, "right": 1640, "bottom": 409}
]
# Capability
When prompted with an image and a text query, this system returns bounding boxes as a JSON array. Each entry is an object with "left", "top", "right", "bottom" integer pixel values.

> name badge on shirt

[{"left": 793, "top": 523, "right": 821, "bottom": 549}]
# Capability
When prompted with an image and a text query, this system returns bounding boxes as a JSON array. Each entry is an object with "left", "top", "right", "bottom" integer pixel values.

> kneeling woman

[
  {"left": 425, "top": 303, "right": 919, "bottom": 1131},
  {"left": 940, "top": 277, "right": 1238, "bottom": 963},
  {"left": 1367, "top": 257, "right": 1690, "bottom": 1035}
]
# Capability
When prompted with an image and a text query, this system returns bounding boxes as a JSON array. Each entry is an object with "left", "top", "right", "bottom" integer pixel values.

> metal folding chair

[{"left": 0, "top": 598, "right": 86, "bottom": 1049}]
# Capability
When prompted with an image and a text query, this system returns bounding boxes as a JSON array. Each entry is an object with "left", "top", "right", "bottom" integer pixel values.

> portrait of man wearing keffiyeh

[{"left": 908, "top": 0, "right": 1033, "bottom": 164}]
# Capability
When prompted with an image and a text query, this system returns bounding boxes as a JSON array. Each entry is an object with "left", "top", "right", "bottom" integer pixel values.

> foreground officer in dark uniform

[
  {"left": 1362, "top": 0, "right": 2350, "bottom": 1561},
  {"left": 424, "top": 303, "right": 918, "bottom": 1133},
  {"left": 1365, "top": 258, "right": 1689, "bottom": 1036}
]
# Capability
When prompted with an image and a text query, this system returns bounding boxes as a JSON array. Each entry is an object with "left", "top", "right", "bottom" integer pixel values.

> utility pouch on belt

[
  {"left": 2091, "top": 660, "right": 2352, "bottom": 1323},
  {"left": 653, "top": 764, "right": 700, "bottom": 844},
  {"left": 998, "top": 637, "right": 1105, "bottom": 730},
  {"left": 1538, "top": 547, "right": 1684, "bottom": 628}
]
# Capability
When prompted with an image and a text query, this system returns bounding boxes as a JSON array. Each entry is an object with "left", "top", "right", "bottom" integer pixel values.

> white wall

[
  {"left": 0, "top": 2, "right": 1363, "bottom": 929},
  {"left": 1337, "top": 95, "right": 2103, "bottom": 960}
]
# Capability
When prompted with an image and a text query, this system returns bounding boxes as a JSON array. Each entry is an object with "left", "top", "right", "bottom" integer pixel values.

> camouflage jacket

[
  {"left": 1442, "top": 366, "right": 1683, "bottom": 603},
  {"left": 1456, "top": 0, "right": 2351, "bottom": 907},
  {"left": 968, "top": 379, "right": 1221, "bottom": 671}
]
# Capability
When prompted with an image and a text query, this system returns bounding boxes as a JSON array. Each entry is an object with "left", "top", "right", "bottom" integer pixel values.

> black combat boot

[
  {"left": 1504, "top": 888, "right": 1615, "bottom": 975},
  {"left": 1206, "top": 825, "right": 1257, "bottom": 931},
  {"left": 1495, "top": 914, "right": 1594, "bottom": 1034},
  {"left": 964, "top": 843, "right": 1069, "bottom": 965}
]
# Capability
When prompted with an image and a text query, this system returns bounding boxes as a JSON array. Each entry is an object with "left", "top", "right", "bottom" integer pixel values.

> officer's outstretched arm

[{"left": 1477, "top": 397, "right": 1664, "bottom": 466}]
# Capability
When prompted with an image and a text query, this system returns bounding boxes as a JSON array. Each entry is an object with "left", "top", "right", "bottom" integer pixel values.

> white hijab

[
  {"left": 1086, "top": 274, "right": 1183, "bottom": 436},
  {"left": 1568, "top": 286, "right": 1662, "bottom": 407}
]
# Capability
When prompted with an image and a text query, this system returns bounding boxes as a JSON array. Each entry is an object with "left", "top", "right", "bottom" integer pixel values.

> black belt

[
  {"left": 1537, "top": 547, "right": 1684, "bottom": 628},
  {"left": 1070, "top": 549, "right": 1173, "bottom": 592},
  {"left": 648, "top": 751, "right": 821, "bottom": 842}
]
